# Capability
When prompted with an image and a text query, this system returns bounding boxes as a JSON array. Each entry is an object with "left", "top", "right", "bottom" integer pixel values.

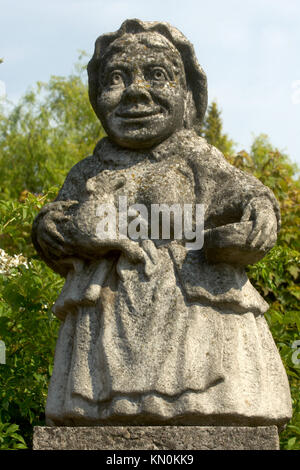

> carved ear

[{"left": 183, "top": 89, "right": 197, "bottom": 129}]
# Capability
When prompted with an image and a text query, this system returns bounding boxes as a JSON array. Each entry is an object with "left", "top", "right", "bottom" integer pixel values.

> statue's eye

[
  {"left": 109, "top": 71, "right": 124, "bottom": 86},
  {"left": 151, "top": 68, "right": 167, "bottom": 82}
]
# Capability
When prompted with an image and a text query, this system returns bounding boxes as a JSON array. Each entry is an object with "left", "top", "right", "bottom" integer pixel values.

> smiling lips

[{"left": 116, "top": 106, "right": 162, "bottom": 119}]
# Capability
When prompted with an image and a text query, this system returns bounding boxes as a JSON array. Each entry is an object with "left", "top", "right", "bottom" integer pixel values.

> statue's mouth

[{"left": 115, "top": 106, "right": 161, "bottom": 119}]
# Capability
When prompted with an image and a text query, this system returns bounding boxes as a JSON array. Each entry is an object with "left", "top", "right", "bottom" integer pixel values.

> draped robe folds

[{"left": 32, "top": 129, "right": 292, "bottom": 427}]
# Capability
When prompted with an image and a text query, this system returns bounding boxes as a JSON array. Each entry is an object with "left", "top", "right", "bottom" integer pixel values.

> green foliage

[
  {"left": 200, "top": 101, "right": 236, "bottom": 155},
  {"left": 0, "top": 189, "right": 58, "bottom": 257},
  {"left": 227, "top": 135, "right": 300, "bottom": 450},
  {"left": 0, "top": 70, "right": 299, "bottom": 449},
  {"left": 0, "top": 421, "right": 27, "bottom": 449},
  {"left": 0, "top": 191, "right": 63, "bottom": 449},
  {"left": 0, "top": 65, "right": 104, "bottom": 200}
]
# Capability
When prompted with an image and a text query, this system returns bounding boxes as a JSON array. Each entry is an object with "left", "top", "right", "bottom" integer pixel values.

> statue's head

[{"left": 88, "top": 19, "right": 207, "bottom": 149}]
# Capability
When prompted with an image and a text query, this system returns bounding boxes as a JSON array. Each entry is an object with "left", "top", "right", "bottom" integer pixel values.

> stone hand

[
  {"left": 33, "top": 200, "right": 80, "bottom": 260},
  {"left": 204, "top": 197, "right": 278, "bottom": 265},
  {"left": 241, "top": 197, "right": 278, "bottom": 251}
]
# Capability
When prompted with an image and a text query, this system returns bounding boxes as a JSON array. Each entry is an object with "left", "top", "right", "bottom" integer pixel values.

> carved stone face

[{"left": 96, "top": 33, "right": 188, "bottom": 149}]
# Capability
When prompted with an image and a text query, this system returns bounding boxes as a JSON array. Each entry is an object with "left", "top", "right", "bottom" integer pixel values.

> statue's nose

[{"left": 121, "top": 77, "right": 152, "bottom": 105}]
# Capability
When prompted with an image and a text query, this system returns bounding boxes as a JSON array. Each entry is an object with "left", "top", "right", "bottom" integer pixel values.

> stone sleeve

[
  {"left": 31, "top": 158, "right": 92, "bottom": 276},
  {"left": 190, "top": 144, "right": 281, "bottom": 266}
]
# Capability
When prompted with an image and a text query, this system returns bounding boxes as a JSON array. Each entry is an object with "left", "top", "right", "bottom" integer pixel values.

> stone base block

[{"left": 33, "top": 425, "right": 279, "bottom": 450}]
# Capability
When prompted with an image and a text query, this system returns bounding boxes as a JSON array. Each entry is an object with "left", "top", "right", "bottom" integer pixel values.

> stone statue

[{"left": 32, "top": 19, "right": 292, "bottom": 428}]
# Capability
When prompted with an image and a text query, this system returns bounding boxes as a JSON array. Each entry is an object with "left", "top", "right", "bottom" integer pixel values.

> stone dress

[{"left": 32, "top": 129, "right": 292, "bottom": 428}]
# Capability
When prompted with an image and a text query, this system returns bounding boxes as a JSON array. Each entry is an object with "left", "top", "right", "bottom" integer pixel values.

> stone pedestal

[{"left": 33, "top": 426, "right": 279, "bottom": 450}]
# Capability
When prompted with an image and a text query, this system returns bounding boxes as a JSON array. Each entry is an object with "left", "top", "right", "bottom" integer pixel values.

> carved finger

[
  {"left": 250, "top": 219, "right": 277, "bottom": 250},
  {"left": 50, "top": 200, "right": 78, "bottom": 210},
  {"left": 37, "top": 234, "right": 66, "bottom": 258},
  {"left": 41, "top": 222, "right": 66, "bottom": 244},
  {"left": 241, "top": 204, "right": 253, "bottom": 222},
  {"left": 260, "top": 227, "right": 277, "bottom": 252},
  {"left": 246, "top": 209, "right": 268, "bottom": 245},
  {"left": 37, "top": 200, "right": 78, "bottom": 217},
  {"left": 120, "top": 241, "right": 146, "bottom": 264}
]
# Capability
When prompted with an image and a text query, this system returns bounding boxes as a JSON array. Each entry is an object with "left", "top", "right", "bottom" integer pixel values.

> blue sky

[{"left": 1, "top": 0, "right": 300, "bottom": 165}]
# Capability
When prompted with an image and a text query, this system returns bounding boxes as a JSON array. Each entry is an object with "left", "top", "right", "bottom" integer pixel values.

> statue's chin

[
  {"left": 105, "top": 126, "right": 177, "bottom": 151},
  {"left": 110, "top": 135, "right": 164, "bottom": 150}
]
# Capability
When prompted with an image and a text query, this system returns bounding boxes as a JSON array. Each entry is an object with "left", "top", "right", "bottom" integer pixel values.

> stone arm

[
  {"left": 204, "top": 197, "right": 278, "bottom": 266},
  {"left": 31, "top": 157, "right": 145, "bottom": 277},
  {"left": 196, "top": 147, "right": 280, "bottom": 267}
]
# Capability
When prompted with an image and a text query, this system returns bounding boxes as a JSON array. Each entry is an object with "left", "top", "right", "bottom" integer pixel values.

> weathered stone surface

[
  {"left": 31, "top": 19, "right": 292, "bottom": 429},
  {"left": 33, "top": 426, "right": 280, "bottom": 450}
]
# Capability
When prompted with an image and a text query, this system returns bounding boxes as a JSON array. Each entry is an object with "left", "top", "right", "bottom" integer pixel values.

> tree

[
  {"left": 0, "top": 67, "right": 104, "bottom": 201},
  {"left": 226, "top": 135, "right": 300, "bottom": 450},
  {"left": 200, "top": 100, "right": 236, "bottom": 155}
]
